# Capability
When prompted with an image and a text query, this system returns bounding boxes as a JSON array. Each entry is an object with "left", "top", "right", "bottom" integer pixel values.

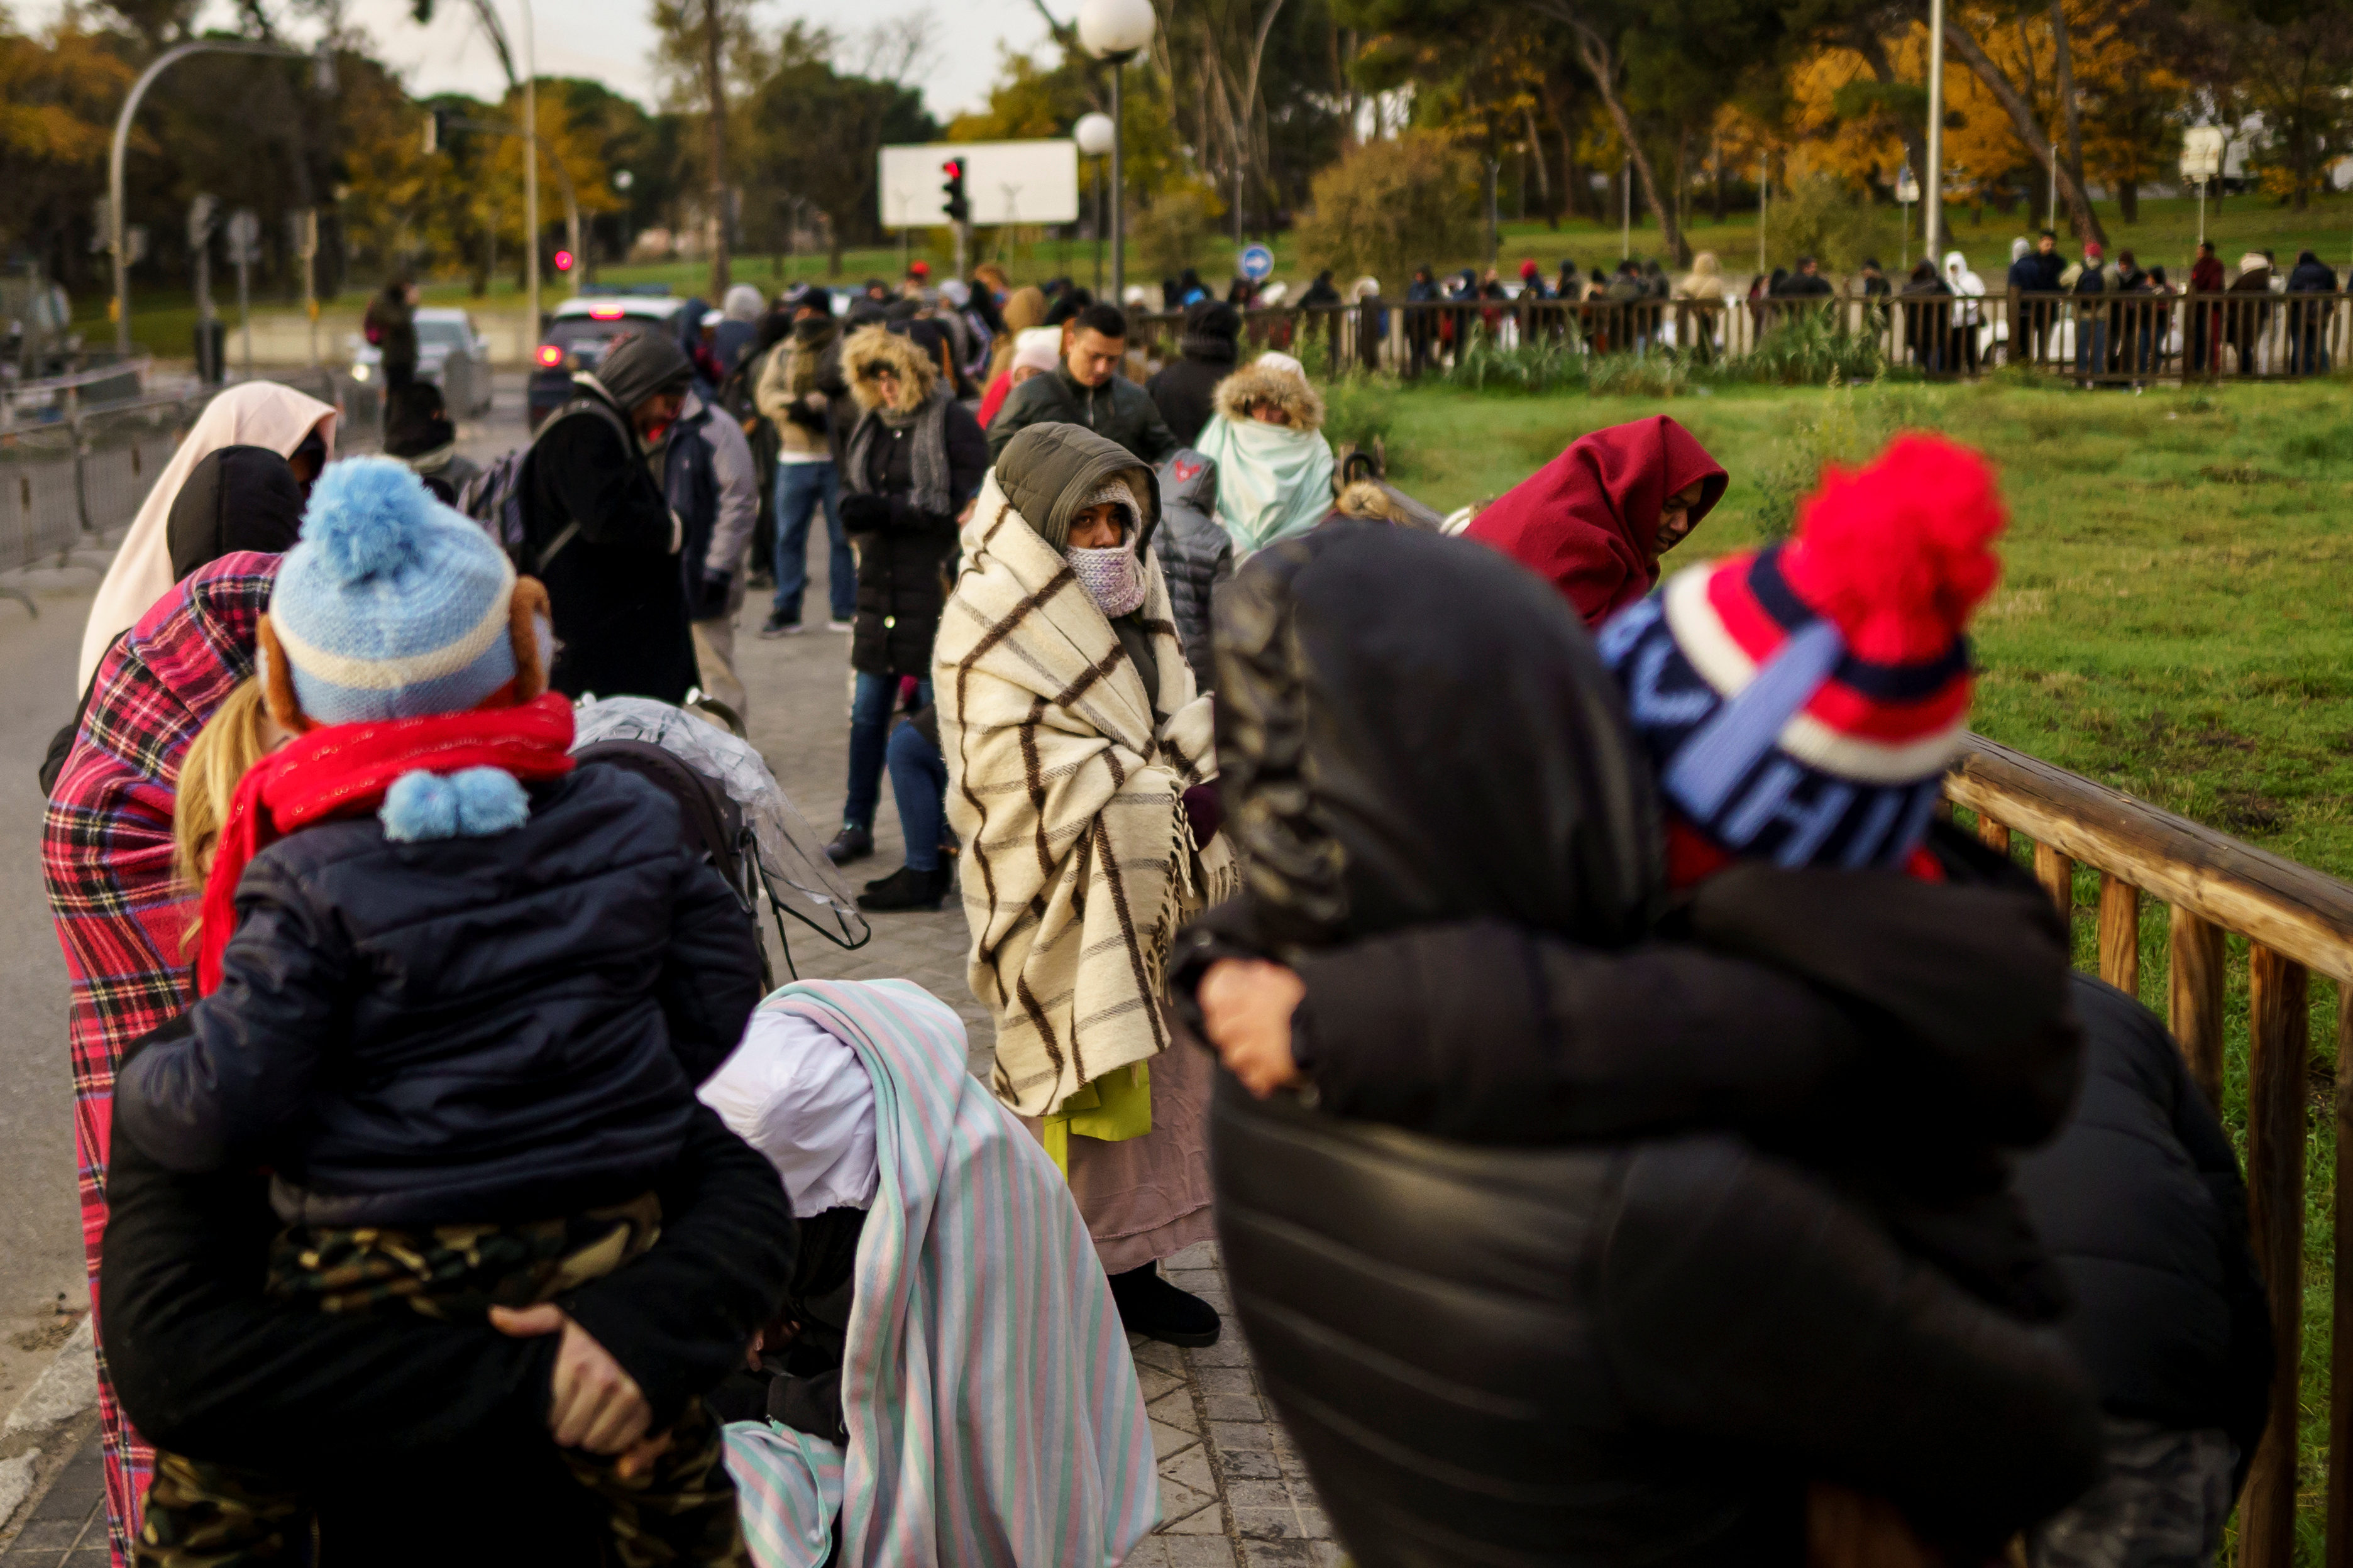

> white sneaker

[{"left": 827, "top": 618, "right": 855, "bottom": 633}]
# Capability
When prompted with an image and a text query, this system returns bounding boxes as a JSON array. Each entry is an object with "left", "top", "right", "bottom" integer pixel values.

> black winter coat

[
  {"left": 1150, "top": 449, "right": 1233, "bottom": 688},
  {"left": 1177, "top": 525, "right": 2100, "bottom": 1567},
  {"left": 102, "top": 1100, "right": 793, "bottom": 1563},
  {"left": 526, "top": 392, "right": 698, "bottom": 704},
  {"left": 987, "top": 365, "right": 1179, "bottom": 465},
  {"left": 116, "top": 765, "right": 767, "bottom": 1227},
  {"left": 2015, "top": 975, "right": 2273, "bottom": 1478},
  {"left": 1146, "top": 354, "right": 1233, "bottom": 449},
  {"left": 842, "top": 395, "right": 987, "bottom": 677}
]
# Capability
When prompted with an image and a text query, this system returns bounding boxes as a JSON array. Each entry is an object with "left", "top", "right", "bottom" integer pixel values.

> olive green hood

[{"left": 992, "top": 422, "right": 1160, "bottom": 553}]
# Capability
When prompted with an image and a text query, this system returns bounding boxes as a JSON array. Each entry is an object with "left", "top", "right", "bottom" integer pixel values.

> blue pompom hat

[{"left": 268, "top": 458, "right": 519, "bottom": 725}]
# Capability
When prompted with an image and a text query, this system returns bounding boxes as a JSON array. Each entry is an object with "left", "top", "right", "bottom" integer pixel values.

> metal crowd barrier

[
  {"left": 1125, "top": 288, "right": 2353, "bottom": 385},
  {"left": 0, "top": 371, "right": 382, "bottom": 610}
]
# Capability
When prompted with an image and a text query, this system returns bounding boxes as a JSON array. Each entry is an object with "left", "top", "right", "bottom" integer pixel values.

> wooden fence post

[
  {"left": 2242, "top": 944, "right": 2310, "bottom": 1568},
  {"left": 1976, "top": 814, "right": 2011, "bottom": 856},
  {"left": 2099, "top": 875, "right": 2142, "bottom": 997},
  {"left": 2168, "top": 909, "right": 2227, "bottom": 1111},
  {"left": 2033, "top": 842, "right": 2075, "bottom": 920},
  {"left": 2330, "top": 984, "right": 2353, "bottom": 1568}
]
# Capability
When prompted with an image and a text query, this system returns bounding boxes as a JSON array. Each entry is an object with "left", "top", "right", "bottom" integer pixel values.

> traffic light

[
  {"left": 553, "top": 249, "right": 575, "bottom": 273},
  {"left": 941, "top": 158, "right": 970, "bottom": 225}
]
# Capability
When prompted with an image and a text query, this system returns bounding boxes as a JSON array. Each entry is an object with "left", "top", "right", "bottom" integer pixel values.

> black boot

[
  {"left": 859, "top": 863, "right": 952, "bottom": 913},
  {"left": 1108, "top": 1264, "right": 1221, "bottom": 1347},
  {"left": 824, "top": 825, "right": 873, "bottom": 865}
]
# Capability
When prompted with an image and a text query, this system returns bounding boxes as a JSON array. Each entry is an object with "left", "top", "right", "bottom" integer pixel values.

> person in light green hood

[{"left": 1192, "top": 352, "right": 1336, "bottom": 557}]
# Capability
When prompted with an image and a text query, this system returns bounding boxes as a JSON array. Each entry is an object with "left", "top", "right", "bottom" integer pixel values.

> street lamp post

[
  {"left": 1074, "top": 112, "right": 1115, "bottom": 299},
  {"left": 518, "top": 0, "right": 540, "bottom": 336},
  {"left": 109, "top": 38, "right": 322, "bottom": 355},
  {"left": 1077, "top": 0, "right": 1155, "bottom": 307},
  {"left": 1924, "top": 0, "right": 1946, "bottom": 261}
]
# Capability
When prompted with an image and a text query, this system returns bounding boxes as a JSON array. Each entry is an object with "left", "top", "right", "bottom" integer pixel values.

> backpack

[
  {"left": 572, "top": 737, "right": 774, "bottom": 991},
  {"left": 458, "top": 393, "right": 634, "bottom": 574}
]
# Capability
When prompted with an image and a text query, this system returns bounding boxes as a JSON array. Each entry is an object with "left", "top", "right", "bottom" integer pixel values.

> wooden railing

[{"left": 1946, "top": 735, "right": 2353, "bottom": 1568}]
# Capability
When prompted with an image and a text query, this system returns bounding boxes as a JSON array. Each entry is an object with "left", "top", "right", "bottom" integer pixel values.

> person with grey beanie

[{"left": 522, "top": 330, "right": 700, "bottom": 703}]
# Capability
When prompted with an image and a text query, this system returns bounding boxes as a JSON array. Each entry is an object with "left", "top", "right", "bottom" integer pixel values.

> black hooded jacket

[
  {"left": 1171, "top": 524, "right": 2100, "bottom": 1568},
  {"left": 2014, "top": 975, "right": 2273, "bottom": 1481},
  {"left": 525, "top": 334, "right": 700, "bottom": 704},
  {"left": 1147, "top": 300, "right": 1241, "bottom": 449}
]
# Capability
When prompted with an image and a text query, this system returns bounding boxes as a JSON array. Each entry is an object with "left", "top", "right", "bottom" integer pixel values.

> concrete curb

[{"left": 1, "top": 1317, "right": 95, "bottom": 1442}]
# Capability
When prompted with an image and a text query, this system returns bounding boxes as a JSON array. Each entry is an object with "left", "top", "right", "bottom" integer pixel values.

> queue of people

[{"left": 36, "top": 267, "right": 2283, "bottom": 1568}]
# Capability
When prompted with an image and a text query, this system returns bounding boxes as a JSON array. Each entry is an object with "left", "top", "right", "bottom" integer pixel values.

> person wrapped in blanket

[
  {"left": 1171, "top": 437, "right": 2103, "bottom": 1567},
  {"left": 109, "top": 459, "right": 769, "bottom": 1565}
]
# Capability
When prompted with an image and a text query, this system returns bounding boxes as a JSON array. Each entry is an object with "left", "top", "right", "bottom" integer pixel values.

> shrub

[
  {"left": 1445, "top": 334, "right": 1589, "bottom": 395},
  {"left": 1322, "top": 375, "right": 1399, "bottom": 454},
  {"left": 1132, "top": 181, "right": 1223, "bottom": 284},
  {"left": 1767, "top": 174, "right": 1886, "bottom": 275},
  {"left": 1750, "top": 378, "right": 1938, "bottom": 539},
  {"left": 1295, "top": 134, "right": 1479, "bottom": 290},
  {"left": 1736, "top": 309, "right": 1888, "bottom": 385}
]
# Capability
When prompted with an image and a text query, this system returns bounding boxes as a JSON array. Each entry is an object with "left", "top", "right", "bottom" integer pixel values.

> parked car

[
  {"left": 350, "top": 306, "right": 493, "bottom": 416},
  {"left": 528, "top": 292, "right": 688, "bottom": 429}
]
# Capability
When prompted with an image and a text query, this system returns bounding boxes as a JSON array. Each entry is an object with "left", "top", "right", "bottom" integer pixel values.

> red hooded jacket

[{"left": 1464, "top": 415, "right": 1728, "bottom": 627}]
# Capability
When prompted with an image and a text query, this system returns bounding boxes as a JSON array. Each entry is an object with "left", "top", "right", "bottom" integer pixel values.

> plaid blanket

[
  {"left": 43, "top": 553, "right": 277, "bottom": 1568},
  {"left": 934, "top": 470, "right": 1235, "bottom": 1119},
  {"left": 723, "top": 980, "right": 1158, "bottom": 1567}
]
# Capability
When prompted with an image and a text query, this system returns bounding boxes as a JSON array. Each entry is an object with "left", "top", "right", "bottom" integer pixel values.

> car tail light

[
  {"left": 587, "top": 305, "right": 625, "bottom": 320},
  {"left": 536, "top": 344, "right": 565, "bottom": 368}
]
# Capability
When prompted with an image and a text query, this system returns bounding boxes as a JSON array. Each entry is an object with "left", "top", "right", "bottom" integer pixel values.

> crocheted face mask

[{"left": 1064, "top": 477, "right": 1148, "bottom": 618}]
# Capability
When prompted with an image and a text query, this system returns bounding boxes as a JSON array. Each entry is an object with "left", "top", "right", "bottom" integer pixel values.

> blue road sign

[{"left": 1240, "top": 244, "right": 1275, "bottom": 282}]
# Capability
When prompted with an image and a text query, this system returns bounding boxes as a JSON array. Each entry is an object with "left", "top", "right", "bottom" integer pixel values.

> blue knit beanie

[{"left": 270, "top": 457, "right": 518, "bottom": 725}]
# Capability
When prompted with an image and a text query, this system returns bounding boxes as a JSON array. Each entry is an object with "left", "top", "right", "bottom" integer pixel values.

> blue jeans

[
  {"left": 772, "top": 461, "right": 852, "bottom": 624},
  {"left": 846, "top": 671, "right": 932, "bottom": 831},
  {"left": 2075, "top": 320, "right": 2107, "bottom": 381},
  {"left": 886, "top": 721, "right": 949, "bottom": 871}
]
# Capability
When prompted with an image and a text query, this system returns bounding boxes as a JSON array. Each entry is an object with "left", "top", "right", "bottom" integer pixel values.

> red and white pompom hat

[{"left": 1595, "top": 432, "right": 2006, "bottom": 883}]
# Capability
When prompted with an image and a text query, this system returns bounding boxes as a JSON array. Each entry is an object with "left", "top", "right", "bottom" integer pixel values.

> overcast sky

[{"left": 23, "top": 0, "right": 1052, "bottom": 122}]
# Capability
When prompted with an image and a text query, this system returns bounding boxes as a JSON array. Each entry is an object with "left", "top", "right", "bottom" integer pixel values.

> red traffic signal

[
  {"left": 553, "top": 249, "right": 575, "bottom": 272},
  {"left": 940, "top": 159, "right": 971, "bottom": 224}
]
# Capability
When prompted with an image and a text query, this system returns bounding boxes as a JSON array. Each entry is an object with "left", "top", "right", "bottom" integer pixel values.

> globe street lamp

[
  {"left": 1076, "top": 0, "right": 1154, "bottom": 305},
  {"left": 1074, "top": 111, "right": 1115, "bottom": 297}
]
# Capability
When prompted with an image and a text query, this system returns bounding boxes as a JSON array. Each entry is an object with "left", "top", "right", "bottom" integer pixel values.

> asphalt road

[{"left": 0, "top": 375, "right": 538, "bottom": 1423}]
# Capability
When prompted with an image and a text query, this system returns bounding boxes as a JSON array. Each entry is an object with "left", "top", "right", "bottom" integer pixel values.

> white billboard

[{"left": 878, "top": 140, "right": 1081, "bottom": 229}]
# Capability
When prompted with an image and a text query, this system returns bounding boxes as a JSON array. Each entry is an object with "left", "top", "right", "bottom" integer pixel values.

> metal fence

[
  {"left": 1127, "top": 289, "right": 2353, "bottom": 385},
  {"left": 0, "top": 370, "right": 382, "bottom": 601}
]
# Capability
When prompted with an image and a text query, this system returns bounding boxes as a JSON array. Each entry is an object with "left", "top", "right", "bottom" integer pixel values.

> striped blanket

[{"left": 724, "top": 979, "right": 1159, "bottom": 1567}]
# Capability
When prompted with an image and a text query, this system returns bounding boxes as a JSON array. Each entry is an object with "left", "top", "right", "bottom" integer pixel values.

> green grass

[{"left": 1367, "top": 372, "right": 2353, "bottom": 1558}]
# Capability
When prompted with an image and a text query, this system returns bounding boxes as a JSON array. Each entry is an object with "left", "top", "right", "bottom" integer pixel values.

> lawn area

[{"left": 1369, "top": 371, "right": 2353, "bottom": 1557}]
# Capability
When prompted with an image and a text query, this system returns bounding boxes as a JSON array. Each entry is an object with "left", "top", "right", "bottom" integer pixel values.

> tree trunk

[
  {"left": 2119, "top": 178, "right": 2138, "bottom": 222},
  {"left": 1937, "top": 10, "right": 2108, "bottom": 247},
  {"left": 1543, "top": 6, "right": 1691, "bottom": 265},
  {"left": 2047, "top": 1, "right": 2088, "bottom": 209},
  {"left": 1713, "top": 130, "right": 1726, "bottom": 221},
  {"left": 1851, "top": 28, "right": 1928, "bottom": 205},
  {"left": 1523, "top": 102, "right": 1556, "bottom": 227},
  {"left": 703, "top": 0, "right": 730, "bottom": 299}
]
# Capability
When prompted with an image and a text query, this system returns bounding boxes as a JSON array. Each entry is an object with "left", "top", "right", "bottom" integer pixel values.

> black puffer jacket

[
  {"left": 988, "top": 363, "right": 1179, "bottom": 465},
  {"left": 1146, "top": 304, "right": 1240, "bottom": 447},
  {"left": 1175, "top": 524, "right": 2100, "bottom": 1568},
  {"left": 1150, "top": 449, "right": 1233, "bottom": 688},
  {"left": 2015, "top": 975, "right": 2273, "bottom": 1482},
  {"left": 116, "top": 764, "right": 767, "bottom": 1227}
]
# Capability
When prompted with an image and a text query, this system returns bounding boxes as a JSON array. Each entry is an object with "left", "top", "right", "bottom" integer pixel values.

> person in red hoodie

[
  {"left": 2186, "top": 241, "right": 2227, "bottom": 376},
  {"left": 1463, "top": 414, "right": 1727, "bottom": 626}
]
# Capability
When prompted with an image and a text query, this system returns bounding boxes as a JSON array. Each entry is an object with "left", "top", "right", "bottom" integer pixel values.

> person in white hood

[{"left": 1944, "top": 249, "right": 1988, "bottom": 373}]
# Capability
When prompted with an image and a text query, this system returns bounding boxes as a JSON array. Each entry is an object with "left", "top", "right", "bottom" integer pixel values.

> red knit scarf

[{"left": 196, "top": 691, "right": 576, "bottom": 996}]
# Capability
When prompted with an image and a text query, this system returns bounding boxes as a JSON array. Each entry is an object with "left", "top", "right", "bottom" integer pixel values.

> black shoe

[
  {"left": 1108, "top": 1264, "right": 1221, "bottom": 1347},
  {"left": 759, "top": 610, "right": 804, "bottom": 639},
  {"left": 824, "top": 825, "right": 873, "bottom": 865},
  {"left": 859, "top": 863, "right": 952, "bottom": 912}
]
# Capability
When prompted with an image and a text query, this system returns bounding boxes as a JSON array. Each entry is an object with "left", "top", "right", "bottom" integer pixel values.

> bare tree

[
  {"left": 1933, "top": 6, "right": 2107, "bottom": 244},
  {"left": 1524, "top": 0, "right": 1692, "bottom": 265}
]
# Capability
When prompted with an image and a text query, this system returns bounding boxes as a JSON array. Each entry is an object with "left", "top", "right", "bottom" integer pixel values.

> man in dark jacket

[
  {"left": 2009, "top": 230, "right": 2065, "bottom": 362},
  {"left": 2073, "top": 241, "right": 2108, "bottom": 385},
  {"left": 988, "top": 302, "right": 1177, "bottom": 464},
  {"left": 2015, "top": 976, "right": 2271, "bottom": 1568},
  {"left": 1145, "top": 299, "right": 1240, "bottom": 448},
  {"left": 2285, "top": 249, "right": 2338, "bottom": 374},
  {"left": 663, "top": 385, "right": 760, "bottom": 718},
  {"left": 825, "top": 322, "right": 989, "bottom": 869},
  {"left": 526, "top": 331, "right": 700, "bottom": 703},
  {"left": 1780, "top": 256, "right": 1836, "bottom": 299},
  {"left": 363, "top": 277, "right": 419, "bottom": 392}
]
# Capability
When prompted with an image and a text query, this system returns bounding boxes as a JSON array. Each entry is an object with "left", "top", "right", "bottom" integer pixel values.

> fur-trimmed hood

[
  {"left": 843, "top": 324, "right": 939, "bottom": 416},
  {"left": 1212, "top": 358, "right": 1325, "bottom": 435}
]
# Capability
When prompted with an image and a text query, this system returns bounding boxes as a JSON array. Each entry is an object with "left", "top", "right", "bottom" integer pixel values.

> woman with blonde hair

[
  {"left": 982, "top": 285, "right": 1050, "bottom": 389},
  {"left": 171, "top": 679, "right": 289, "bottom": 894}
]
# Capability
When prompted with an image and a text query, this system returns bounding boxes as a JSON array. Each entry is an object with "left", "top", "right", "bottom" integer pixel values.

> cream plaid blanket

[{"left": 935, "top": 470, "right": 1235, "bottom": 1117}]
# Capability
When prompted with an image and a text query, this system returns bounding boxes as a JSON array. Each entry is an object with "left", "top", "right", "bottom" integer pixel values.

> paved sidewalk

[{"left": 4, "top": 532, "right": 1342, "bottom": 1564}]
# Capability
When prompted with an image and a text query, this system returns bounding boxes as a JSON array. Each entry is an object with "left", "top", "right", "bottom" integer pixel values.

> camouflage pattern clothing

[
  {"left": 2025, "top": 1418, "right": 2236, "bottom": 1568},
  {"left": 138, "top": 1194, "right": 751, "bottom": 1568}
]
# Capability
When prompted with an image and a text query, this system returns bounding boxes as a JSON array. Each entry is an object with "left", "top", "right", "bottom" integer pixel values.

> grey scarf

[{"left": 844, "top": 390, "right": 952, "bottom": 518}]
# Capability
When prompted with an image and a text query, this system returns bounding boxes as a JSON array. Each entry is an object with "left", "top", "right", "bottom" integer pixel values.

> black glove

[
  {"left": 838, "top": 493, "right": 891, "bottom": 533},
  {"left": 693, "top": 569, "right": 733, "bottom": 620}
]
